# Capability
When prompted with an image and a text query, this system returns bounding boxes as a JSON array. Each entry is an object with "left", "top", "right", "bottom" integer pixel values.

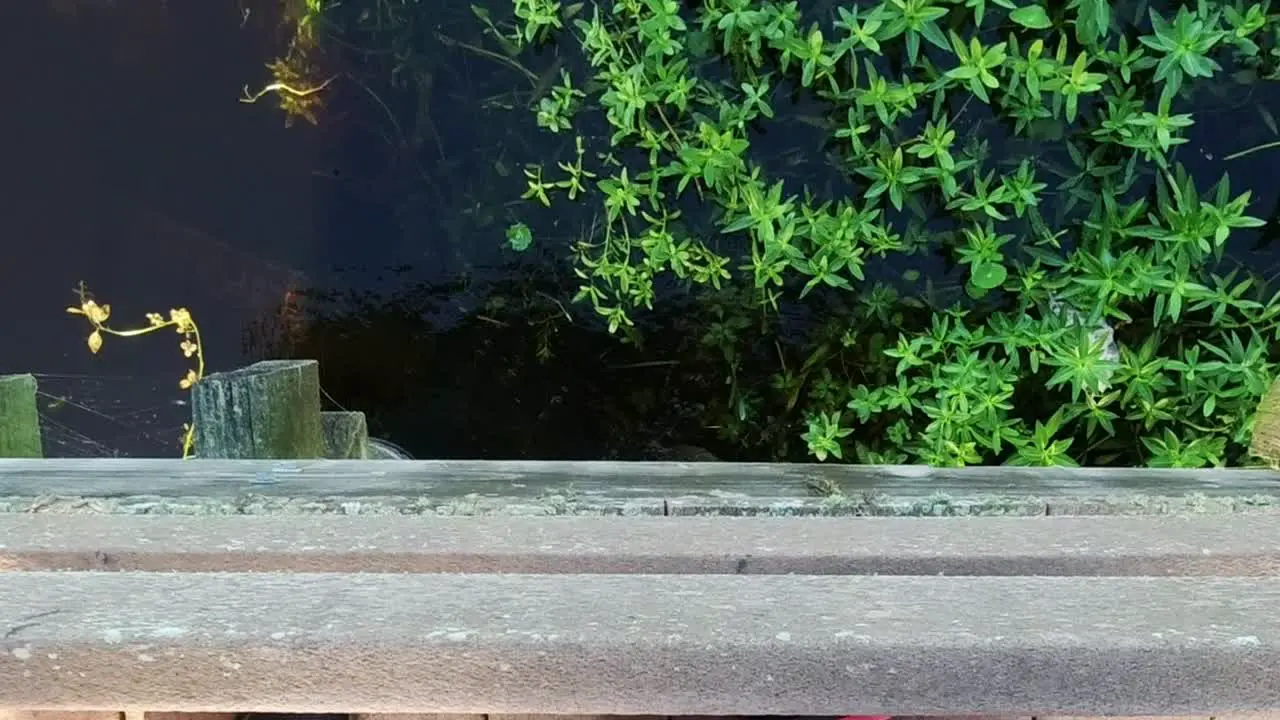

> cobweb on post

[
  {"left": 31, "top": 372, "right": 192, "bottom": 458},
  {"left": 30, "top": 373, "right": 416, "bottom": 459}
]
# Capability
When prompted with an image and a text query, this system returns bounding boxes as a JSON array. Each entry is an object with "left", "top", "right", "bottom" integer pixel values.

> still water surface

[{"left": 4, "top": 0, "right": 1278, "bottom": 462}]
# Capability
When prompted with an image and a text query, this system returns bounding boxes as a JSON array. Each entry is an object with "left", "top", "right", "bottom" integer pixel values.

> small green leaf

[
  {"left": 971, "top": 261, "right": 1008, "bottom": 289},
  {"left": 1010, "top": 5, "right": 1053, "bottom": 28},
  {"left": 946, "top": 65, "right": 981, "bottom": 81},
  {"left": 505, "top": 222, "right": 533, "bottom": 252}
]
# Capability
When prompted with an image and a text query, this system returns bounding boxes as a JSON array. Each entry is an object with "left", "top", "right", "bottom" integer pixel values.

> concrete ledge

[
  {"left": 1, "top": 458, "right": 1278, "bottom": 516},
  {"left": 3, "top": 714, "right": 1279, "bottom": 720},
  {"left": 3, "top": 572, "right": 1280, "bottom": 715},
  {"left": 3, "top": 515, "right": 1280, "bottom": 575},
  {"left": 7, "top": 715, "right": 1280, "bottom": 720}
]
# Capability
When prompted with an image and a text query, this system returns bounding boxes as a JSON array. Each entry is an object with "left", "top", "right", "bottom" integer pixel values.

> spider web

[
  {"left": 30, "top": 372, "right": 191, "bottom": 458},
  {"left": 29, "top": 372, "right": 415, "bottom": 459}
]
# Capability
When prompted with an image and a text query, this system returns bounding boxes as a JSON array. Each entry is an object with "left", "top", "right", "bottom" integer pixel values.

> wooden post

[
  {"left": 321, "top": 412, "right": 413, "bottom": 459},
  {"left": 191, "top": 360, "right": 324, "bottom": 459},
  {"left": 0, "top": 374, "right": 42, "bottom": 458},
  {"left": 1251, "top": 377, "right": 1280, "bottom": 465},
  {"left": 322, "top": 411, "right": 369, "bottom": 459}
]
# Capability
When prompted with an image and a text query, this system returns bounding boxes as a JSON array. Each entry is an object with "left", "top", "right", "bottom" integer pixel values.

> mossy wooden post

[
  {"left": 1251, "top": 376, "right": 1280, "bottom": 466},
  {"left": 0, "top": 374, "right": 42, "bottom": 458},
  {"left": 192, "top": 360, "right": 324, "bottom": 459},
  {"left": 322, "top": 411, "right": 369, "bottom": 459}
]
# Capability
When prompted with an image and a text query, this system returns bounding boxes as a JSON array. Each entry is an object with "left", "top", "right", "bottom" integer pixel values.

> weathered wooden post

[
  {"left": 1250, "top": 377, "right": 1280, "bottom": 466},
  {"left": 322, "top": 409, "right": 370, "bottom": 459},
  {"left": 191, "top": 359, "right": 324, "bottom": 459},
  {"left": 0, "top": 373, "right": 42, "bottom": 458},
  {"left": 323, "top": 411, "right": 413, "bottom": 458}
]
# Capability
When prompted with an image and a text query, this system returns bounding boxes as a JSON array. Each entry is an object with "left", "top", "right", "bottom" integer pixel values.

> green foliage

[
  {"left": 485, "top": 0, "right": 1280, "bottom": 467},
  {"left": 507, "top": 221, "right": 534, "bottom": 251}
]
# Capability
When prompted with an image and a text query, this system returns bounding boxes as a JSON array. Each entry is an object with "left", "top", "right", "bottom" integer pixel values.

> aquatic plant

[
  {"left": 244, "top": 0, "right": 1280, "bottom": 467},
  {"left": 485, "top": 0, "right": 1280, "bottom": 467},
  {"left": 239, "top": 0, "right": 335, "bottom": 125}
]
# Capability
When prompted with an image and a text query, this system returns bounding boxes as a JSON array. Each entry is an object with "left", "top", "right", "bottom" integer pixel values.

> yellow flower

[
  {"left": 67, "top": 300, "right": 111, "bottom": 325},
  {"left": 170, "top": 308, "right": 195, "bottom": 334}
]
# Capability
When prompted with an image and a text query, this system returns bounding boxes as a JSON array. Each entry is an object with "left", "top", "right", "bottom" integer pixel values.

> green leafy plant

[
  {"left": 477, "top": 0, "right": 1280, "bottom": 468},
  {"left": 258, "top": 0, "right": 1280, "bottom": 468}
]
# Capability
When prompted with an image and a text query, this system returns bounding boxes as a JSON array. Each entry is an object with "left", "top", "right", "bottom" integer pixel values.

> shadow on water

[
  {"left": 240, "top": 267, "right": 746, "bottom": 461},
  {"left": 5, "top": 0, "right": 1280, "bottom": 462}
]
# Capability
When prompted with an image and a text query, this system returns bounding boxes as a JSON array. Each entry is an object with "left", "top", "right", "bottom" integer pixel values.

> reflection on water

[
  {"left": 48, "top": 0, "right": 116, "bottom": 18},
  {"left": 127, "top": 207, "right": 308, "bottom": 331}
]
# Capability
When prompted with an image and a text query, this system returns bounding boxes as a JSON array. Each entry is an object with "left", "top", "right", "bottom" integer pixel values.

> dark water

[{"left": 3, "top": 0, "right": 1279, "bottom": 461}]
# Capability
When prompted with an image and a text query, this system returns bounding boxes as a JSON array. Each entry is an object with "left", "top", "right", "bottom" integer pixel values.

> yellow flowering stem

[
  {"left": 66, "top": 290, "right": 206, "bottom": 458},
  {"left": 239, "top": 76, "right": 335, "bottom": 104}
]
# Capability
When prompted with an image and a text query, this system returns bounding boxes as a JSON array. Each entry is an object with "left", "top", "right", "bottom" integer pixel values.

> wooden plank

[
  {"left": 0, "top": 459, "right": 1278, "bottom": 516},
  {"left": 0, "top": 709, "right": 1272, "bottom": 718},
  {"left": 354, "top": 716, "right": 654, "bottom": 720},
  {"left": 144, "top": 707, "right": 236, "bottom": 712},
  {"left": 487, "top": 715, "right": 663, "bottom": 720},
  {"left": 4, "top": 515, "right": 1280, "bottom": 576},
  {"left": 5, "top": 707, "right": 1274, "bottom": 712},
  {"left": 0, "top": 713, "right": 119, "bottom": 720},
  {"left": 350, "top": 707, "right": 481, "bottom": 712},
  {"left": 191, "top": 360, "right": 324, "bottom": 459},
  {"left": 1040, "top": 716, "right": 1280, "bottom": 720},
  {"left": 0, "top": 375, "right": 42, "bottom": 458},
  {"left": 2, "top": 572, "right": 1279, "bottom": 715}
]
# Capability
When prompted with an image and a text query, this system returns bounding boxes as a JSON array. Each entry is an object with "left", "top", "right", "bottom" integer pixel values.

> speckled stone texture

[{"left": 3, "top": 572, "right": 1280, "bottom": 715}]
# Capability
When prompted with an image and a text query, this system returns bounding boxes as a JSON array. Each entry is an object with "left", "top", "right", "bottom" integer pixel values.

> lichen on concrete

[{"left": 0, "top": 485, "right": 1278, "bottom": 517}]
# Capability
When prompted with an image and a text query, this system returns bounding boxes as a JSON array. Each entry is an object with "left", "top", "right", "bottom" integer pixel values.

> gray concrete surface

[
  {"left": 1, "top": 458, "right": 1279, "bottom": 515},
  {"left": 3, "top": 514, "right": 1280, "bottom": 575},
  {"left": 2, "top": 572, "right": 1279, "bottom": 715}
]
